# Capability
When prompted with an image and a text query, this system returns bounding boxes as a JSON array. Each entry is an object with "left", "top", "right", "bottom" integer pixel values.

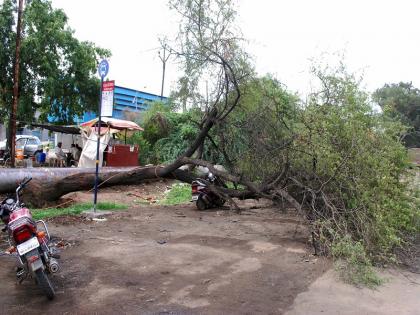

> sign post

[
  {"left": 93, "top": 59, "right": 109, "bottom": 212},
  {"left": 101, "top": 81, "right": 115, "bottom": 117}
]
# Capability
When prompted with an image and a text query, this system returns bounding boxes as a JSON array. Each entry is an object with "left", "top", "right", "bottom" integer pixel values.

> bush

[
  {"left": 128, "top": 101, "right": 204, "bottom": 164},
  {"left": 332, "top": 236, "right": 383, "bottom": 288},
  {"left": 160, "top": 182, "right": 191, "bottom": 205},
  {"left": 216, "top": 71, "right": 419, "bottom": 286},
  {"left": 297, "top": 70, "right": 419, "bottom": 264}
]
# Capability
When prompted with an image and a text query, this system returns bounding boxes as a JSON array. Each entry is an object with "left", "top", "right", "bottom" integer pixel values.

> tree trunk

[{"left": 24, "top": 166, "right": 196, "bottom": 207}]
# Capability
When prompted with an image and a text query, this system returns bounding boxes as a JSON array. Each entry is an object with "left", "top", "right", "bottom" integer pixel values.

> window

[
  {"left": 16, "top": 138, "right": 26, "bottom": 149},
  {"left": 26, "top": 138, "right": 40, "bottom": 145}
]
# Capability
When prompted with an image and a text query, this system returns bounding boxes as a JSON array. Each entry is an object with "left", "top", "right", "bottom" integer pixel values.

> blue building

[
  {"left": 81, "top": 85, "right": 167, "bottom": 122},
  {"left": 14, "top": 85, "right": 167, "bottom": 143}
]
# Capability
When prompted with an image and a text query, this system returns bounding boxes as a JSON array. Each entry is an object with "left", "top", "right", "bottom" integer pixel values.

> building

[
  {"left": 81, "top": 85, "right": 166, "bottom": 122},
  {"left": 0, "top": 85, "right": 166, "bottom": 145}
]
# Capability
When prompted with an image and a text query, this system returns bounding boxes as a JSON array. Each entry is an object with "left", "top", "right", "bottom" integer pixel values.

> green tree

[
  {"left": 215, "top": 75, "right": 299, "bottom": 176},
  {"left": 0, "top": 0, "right": 111, "bottom": 125},
  {"left": 373, "top": 82, "right": 420, "bottom": 147},
  {"left": 168, "top": 0, "right": 252, "bottom": 115},
  {"left": 0, "top": 0, "right": 15, "bottom": 120}
]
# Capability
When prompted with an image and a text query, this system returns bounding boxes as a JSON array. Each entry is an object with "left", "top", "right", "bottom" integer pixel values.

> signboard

[
  {"left": 101, "top": 80, "right": 115, "bottom": 117},
  {"left": 98, "top": 59, "right": 109, "bottom": 79}
]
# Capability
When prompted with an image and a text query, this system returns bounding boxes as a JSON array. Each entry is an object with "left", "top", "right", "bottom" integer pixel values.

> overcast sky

[{"left": 50, "top": 0, "right": 420, "bottom": 97}]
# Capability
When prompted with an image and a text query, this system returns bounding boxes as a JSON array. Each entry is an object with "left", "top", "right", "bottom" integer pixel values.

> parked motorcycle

[
  {"left": 191, "top": 173, "right": 226, "bottom": 210},
  {"left": 0, "top": 177, "right": 60, "bottom": 300}
]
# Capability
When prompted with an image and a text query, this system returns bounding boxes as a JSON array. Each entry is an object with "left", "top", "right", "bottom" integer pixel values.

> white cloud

[{"left": 49, "top": 0, "right": 420, "bottom": 96}]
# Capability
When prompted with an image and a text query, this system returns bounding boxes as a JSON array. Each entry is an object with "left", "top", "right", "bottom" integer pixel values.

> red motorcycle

[{"left": 0, "top": 177, "right": 60, "bottom": 300}]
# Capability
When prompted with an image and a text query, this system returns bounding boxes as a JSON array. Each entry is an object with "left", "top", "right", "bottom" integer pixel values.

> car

[{"left": 0, "top": 135, "right": 43, "bottom": 157}]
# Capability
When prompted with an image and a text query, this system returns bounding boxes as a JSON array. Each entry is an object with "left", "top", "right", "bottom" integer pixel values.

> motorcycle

[
  {"left": 191, "top": 172, "right": 226, "bottom": 210},
  {"left": 0, "top": 177, "right": 60, "bottom": 300}
]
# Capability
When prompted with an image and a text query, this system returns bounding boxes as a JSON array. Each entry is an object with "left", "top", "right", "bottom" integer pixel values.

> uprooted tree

[{"left": 25, "top": 0, "right": 418, "bottom": 284}]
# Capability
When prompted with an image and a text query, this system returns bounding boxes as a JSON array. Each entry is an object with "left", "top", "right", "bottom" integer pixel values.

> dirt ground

[
  {"left": 0, "top": 183, "right": 419, "bottom": 314},
  {"left": 68, "top": 180, "right": 174, "bottom": 207}
]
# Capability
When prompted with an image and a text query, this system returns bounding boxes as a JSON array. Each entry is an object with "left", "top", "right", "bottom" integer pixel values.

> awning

[
  {"left": 31, "top": 123, "right": 81, "bottom": 135},
  {"left": 80, "top": 117, "right": 144, "bottom": 131}
]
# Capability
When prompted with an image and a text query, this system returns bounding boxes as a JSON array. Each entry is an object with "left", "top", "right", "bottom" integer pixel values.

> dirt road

[
  {"left": 0, "top": 199, "right": 419, "bottom": 314},
  {"left": 0, "top": 200, "right": 328, "bottom": 314}
]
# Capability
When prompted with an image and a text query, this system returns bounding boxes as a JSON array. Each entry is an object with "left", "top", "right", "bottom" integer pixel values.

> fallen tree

[{"left": 19, "top": 0, "right": 418, "bottom": 287}]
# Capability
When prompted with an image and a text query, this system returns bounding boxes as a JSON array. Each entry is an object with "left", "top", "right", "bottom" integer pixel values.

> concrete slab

[{"left": 82, "top": 210, "right": 113, "bottom": 219}]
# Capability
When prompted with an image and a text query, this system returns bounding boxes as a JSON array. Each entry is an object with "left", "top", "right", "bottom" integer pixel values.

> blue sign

[{"left": 98, "top": 59, "right": 109, "bottom": 78}]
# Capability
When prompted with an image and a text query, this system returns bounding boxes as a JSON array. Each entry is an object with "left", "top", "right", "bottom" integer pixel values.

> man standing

[{"left": 55, "top": 142, "right": 66, "bottom": 166}]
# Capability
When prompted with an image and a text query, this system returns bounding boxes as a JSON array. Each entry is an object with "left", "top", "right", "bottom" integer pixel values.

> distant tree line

[{"left": 374, "top": 82, "right": 420, "bottom": 148}]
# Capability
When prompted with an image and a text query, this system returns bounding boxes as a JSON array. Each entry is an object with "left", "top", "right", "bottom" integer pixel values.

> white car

[{"left": 0, "top": 135, "right": 43, "bottom": 156}]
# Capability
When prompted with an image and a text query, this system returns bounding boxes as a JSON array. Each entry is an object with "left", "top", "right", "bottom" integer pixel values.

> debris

[
  {"left": 52, "top": 239, "right": 76, "bottom": 249},
  {"left": 56, "top": 241, "right": 66, "bottom": 248},
  {"left": 92, "top": 217, "right": 107, "bottom": 222},
  {"left": 202, "top": 279, "right": 211, "bottom": 285}
]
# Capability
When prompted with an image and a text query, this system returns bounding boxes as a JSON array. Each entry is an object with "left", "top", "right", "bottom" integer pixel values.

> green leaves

[
  {"left": 126, "top": 102, "right": 201, "bottom": 164},
  {"left": 373, "top": 82, "right": 420, "bottom": 147},
  {"left": 300, "top": 66, "right": 419, "bottom": 265},
  {"left": 0, "top": 0, "right": 111, "bottom": 124},
  {"left": 0, "top": 0, "right": 15, "bottom": 118}
]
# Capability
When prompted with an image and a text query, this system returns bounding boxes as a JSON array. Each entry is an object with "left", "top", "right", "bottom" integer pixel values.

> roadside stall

[
  {"left": 78, "top": 117, "right": 143, "bottom": 168},
  {"left": 30, "top": 123, "right": 83, "bottom": 167}
]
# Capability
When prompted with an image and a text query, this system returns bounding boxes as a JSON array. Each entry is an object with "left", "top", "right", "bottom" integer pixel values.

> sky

[{"left": 48, "top": 0, "right": 420, "bottom": 97}]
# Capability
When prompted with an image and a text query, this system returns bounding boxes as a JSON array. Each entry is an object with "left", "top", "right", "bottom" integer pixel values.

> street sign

[
  {"left": 93, "top": 59, "right": 110, "bottom": 212},
  {"left": 101, "top": 80, "right": 114, "bottom": 117},
  {"left": 98, "top": 59, "right": 109, "bottom": 79}
]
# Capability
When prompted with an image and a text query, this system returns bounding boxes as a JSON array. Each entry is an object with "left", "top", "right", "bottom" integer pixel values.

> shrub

[{"left": 332, "top": 235, "right": 383, "bottom": 288}]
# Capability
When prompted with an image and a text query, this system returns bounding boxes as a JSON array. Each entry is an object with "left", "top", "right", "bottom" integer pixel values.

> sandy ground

[
  {"left": 0, "top": 184, "right": 418, "bottom": 314},
  {"left": 286, "top": 269, "right": 420, "bottom": 315}
]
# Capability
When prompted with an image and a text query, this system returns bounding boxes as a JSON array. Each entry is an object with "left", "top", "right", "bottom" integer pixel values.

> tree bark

[{"left": 24, "top": 167, "right": 196, "bottom": 207}]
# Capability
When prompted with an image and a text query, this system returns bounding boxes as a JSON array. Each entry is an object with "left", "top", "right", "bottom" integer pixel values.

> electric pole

[
  {"left": 9, "top": 0, "right": 24, "bottom": 168},
  {"left": 159, "top": 44, "right": 171, "bottom": 100}
]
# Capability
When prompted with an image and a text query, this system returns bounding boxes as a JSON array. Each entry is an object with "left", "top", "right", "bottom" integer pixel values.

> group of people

[{"left": 53, "top": 142, "right": 82, "bottom": 166}]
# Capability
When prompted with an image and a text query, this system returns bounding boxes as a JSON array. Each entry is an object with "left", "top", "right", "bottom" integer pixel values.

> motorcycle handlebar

[
  {"left": 21, "top": 177, "right": 32, "bottom": 187},
  {"left": 16, "top": 177, "right": 32, "bottom": 196}
]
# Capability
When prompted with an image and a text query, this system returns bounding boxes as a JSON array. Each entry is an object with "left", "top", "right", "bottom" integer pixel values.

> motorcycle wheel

[
  {"left": 214, "top": 198, "right": 226, "bottom": 207},
  {"left": 196, "top": 197, "right": 207, "bottom": 210},
  {"left": 35, "top": 269, "right": 55, "bottom": 300}
]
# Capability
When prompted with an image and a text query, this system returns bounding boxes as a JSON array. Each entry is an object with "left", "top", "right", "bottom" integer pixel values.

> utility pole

[
  {"left": 9, "top": 0, "right": 24, "bottom": 168},
  {"left": 158, "top": 44, "right": 171, "bottom": 100}
]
